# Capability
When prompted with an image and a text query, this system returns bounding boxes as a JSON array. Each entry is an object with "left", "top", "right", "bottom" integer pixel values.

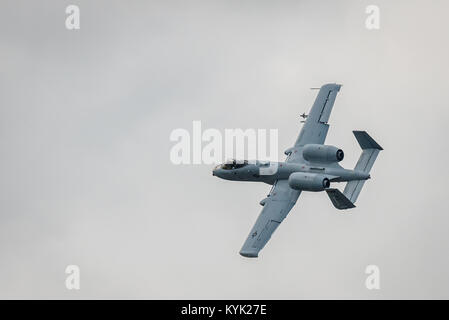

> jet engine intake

[{"left": 302, "top": 144, "right": 344, "bottom": 163}]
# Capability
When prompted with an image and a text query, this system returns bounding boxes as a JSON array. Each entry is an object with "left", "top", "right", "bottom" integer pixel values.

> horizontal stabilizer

[
  {"left": 326, "top": 188, "right": 356, "bottom": 210},
  {"left": 353, "top": 131, "right": 383, "bottom": 150}
]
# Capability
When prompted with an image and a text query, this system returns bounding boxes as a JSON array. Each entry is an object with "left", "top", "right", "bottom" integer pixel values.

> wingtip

[
  {"left": 239, "top": 251, "right": 259, "bottom": 258},
  {"left": 311, "top": 83, "right": 342, "bottom": 91},
  {"left": 321, "top": 83, "right": 342, "bottom": 91}
]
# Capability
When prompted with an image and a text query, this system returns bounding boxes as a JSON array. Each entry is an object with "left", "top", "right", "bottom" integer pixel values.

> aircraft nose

[
  {"left": 213, "top": 165, "right": 222, "bottom": 176},
  {"left": 213, "top": 168, "right": 221, "bottom": 177}
]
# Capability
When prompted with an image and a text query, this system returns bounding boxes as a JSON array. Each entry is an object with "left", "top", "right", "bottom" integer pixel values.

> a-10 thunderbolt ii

[{"left": 213, "top": 83, "right": 383, "bottom": 258}]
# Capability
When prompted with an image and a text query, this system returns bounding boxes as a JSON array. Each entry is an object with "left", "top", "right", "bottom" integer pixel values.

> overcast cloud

[{"left": 1, "top": 0, "right": 449, "bottom": 298}]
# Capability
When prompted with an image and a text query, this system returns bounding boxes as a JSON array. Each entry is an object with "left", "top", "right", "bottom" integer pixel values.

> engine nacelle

[
  {"left": 288, "top": 172, "right": 330, "bottom": 192},
  {"left": 302, "top": 144, "right": 344, "bottom": 163}
]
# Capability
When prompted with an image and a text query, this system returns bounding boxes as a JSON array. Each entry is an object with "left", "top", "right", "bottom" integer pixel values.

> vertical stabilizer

[{"left": 343, "top": 131, "right": 383, "bottom": 203}]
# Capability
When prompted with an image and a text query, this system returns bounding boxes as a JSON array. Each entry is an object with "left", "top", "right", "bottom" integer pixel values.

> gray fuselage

[{"left": 213, "top": 156, "right": 370, "bottom": 188}]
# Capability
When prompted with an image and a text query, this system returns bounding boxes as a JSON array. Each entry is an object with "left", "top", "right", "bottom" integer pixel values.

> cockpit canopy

[{"left": 220, "top": 159, "right": 248, "bottom": 170}]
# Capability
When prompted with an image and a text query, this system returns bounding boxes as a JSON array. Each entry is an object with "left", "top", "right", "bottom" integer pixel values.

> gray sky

[{"left": 1, "top": 0, "right": 449, "bottom": 299}]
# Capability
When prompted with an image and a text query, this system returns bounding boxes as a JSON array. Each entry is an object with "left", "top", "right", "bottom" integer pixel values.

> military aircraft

[{"left": 213, "top": 83, "right": 383, "bottom": 258}]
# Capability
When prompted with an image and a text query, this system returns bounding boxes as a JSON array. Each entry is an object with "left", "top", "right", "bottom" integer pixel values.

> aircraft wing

[
  {"left": 287, "top": 83, "right": 341, "bottom": 163},
  {"left": 239, "top": 180, "right": 301, "bottom": 258}
]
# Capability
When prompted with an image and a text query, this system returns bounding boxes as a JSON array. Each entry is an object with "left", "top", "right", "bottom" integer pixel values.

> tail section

[
  {"left": 326, "top": 188, "right": 356, "bottom": 210},
  {"left": 343, "top": 131, "right": 383, "bottom": 203},
  {"left": 352, "top": 130, "right": 383, "bottom": 151}
]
